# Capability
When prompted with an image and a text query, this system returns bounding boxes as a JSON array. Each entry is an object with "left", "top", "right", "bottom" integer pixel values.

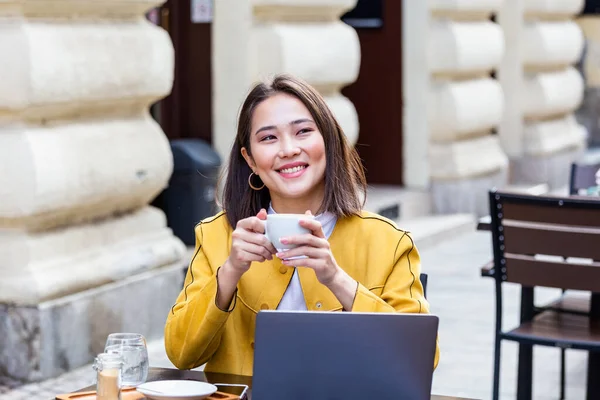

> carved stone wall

[
  {"left": 213, "top": 0, "right": 361, "bottom": 159},
  {"left": 403, "top": 0, "right": 508, "bottom": 216}
]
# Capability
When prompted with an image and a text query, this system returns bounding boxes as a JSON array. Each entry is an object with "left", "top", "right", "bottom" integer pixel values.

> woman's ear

[{"left": 241, "top": 147, "right": 256, "bottom": 171}]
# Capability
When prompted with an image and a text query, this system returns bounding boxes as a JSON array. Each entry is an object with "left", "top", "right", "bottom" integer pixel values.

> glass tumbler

[{"left": 104, "top": 333, "right": 149, "bottom": 387}]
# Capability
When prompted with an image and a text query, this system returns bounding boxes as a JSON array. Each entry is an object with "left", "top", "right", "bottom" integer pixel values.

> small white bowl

[{"left": 136, "top": 380, "right": 218, "bottom": 400}]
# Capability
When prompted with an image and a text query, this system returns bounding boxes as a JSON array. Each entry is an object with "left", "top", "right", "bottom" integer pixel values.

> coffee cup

[{"left": 265, "top": 214, "right": 314, "bottom": 250}]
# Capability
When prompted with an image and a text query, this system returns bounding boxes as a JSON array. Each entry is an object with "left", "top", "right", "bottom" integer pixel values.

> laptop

[{"left": 252, "top": 311, "right": 439, "bottom": 400}]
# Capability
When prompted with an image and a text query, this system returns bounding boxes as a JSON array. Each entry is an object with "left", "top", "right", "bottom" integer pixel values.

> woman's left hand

[{"left": 277, "top": 211, "right": 340, "bottom": 286}]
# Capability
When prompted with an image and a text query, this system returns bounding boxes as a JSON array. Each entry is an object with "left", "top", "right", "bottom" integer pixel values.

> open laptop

[{"left": 252, "top": 311, "right": 439, "bottom": 400}]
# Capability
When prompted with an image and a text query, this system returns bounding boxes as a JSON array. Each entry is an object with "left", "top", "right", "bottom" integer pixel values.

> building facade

[{"left": 0, "top": 0, "right": 592, "bottom": 382}]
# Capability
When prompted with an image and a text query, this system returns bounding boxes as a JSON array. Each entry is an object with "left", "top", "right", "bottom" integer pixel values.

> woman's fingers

[
  {"left": 236, "top": 216, "right": 266, "bottom": 234},
  {"left": 237, "top": 241, "right": 274, "bottom": 261},
  {"left": 256, "top": 208, "right": 268, "bottom": 220},
  {"left": 298, "top": 217, "right": 325, "bottom": 238},
  {"left": 277, "top": 245, "right": 325, "bottom": 260},
  {"left": 234, "top": 229, "right": 277, "bottom": 254},
  {"left": 280, "top": 233, "right": 329, "bottom": 249}
]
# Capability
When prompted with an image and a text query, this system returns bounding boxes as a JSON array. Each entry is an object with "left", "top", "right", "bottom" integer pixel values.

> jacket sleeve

[
  {"left": 351, "top": 231, "right": 440, "bottom": 368},
  {"left": 164, "top": 224, "right": 234, "bottom": 370}
]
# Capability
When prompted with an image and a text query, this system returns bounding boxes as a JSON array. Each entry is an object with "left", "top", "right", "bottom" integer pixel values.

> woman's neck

[{"left": 270, "top": 194, "right": 324, "bottom": 215}]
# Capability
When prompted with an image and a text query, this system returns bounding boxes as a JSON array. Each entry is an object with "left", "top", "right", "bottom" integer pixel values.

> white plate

[{"left": 136, "top": 380, "right": 218, "bottom": 400}]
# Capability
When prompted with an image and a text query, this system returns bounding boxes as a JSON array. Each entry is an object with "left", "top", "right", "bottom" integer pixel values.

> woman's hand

[
  {"left": 277, "top": 212, "right": 339, "bottom": 285},
  {"left": 277, "top": 211, "right": 358, "bottom": 310},
  {"left": 217, "top": 209, "right": 277, "bottom": 310},
  {"left": 225, "top": 208, "right": 277, "bottom": 276}
]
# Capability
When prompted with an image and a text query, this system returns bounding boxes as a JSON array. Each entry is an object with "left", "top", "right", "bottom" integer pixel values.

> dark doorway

[
  {"left": 342, "top": 0, "right": 403, "bottom": 185},
  {"left": 155, "top": 0, "right": 213, "bottom": 143}
]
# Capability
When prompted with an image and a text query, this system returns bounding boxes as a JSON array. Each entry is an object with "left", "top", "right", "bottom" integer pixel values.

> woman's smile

[{"left": 277, "top": 162, "right": 309, "bottom": 179}]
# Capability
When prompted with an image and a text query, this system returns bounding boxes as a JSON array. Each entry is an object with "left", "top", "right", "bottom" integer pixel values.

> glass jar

[{"left": 93, "top": 352, "right": 123, "bottom": 400}]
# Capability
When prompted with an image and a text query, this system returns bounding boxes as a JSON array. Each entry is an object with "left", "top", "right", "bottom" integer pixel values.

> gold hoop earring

[{"left": 248, "top": 172, "right": 265, "bottom": 190}]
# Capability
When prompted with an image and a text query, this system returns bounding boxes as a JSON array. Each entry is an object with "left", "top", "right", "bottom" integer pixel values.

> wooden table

[{"left": 80, "top": 367, "right": 478, "bottom": 400}]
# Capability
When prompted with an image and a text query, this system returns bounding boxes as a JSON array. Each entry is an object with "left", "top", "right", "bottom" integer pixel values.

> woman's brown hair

[{"left": 220, "top": 74, "right": 367, "bottom": 228}]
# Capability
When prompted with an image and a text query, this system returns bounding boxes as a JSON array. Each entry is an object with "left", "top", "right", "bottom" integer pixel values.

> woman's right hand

[
  {"left": 217, "top": 209, "right": 276, "bottom": 310},
  {"left": 224, "top": 208, "right": 277, "bottom": 276}
]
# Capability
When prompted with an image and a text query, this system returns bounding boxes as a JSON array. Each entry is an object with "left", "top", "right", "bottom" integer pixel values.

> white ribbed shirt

[{"left": 267, "top": 205, "right": 337, "bottom": 311}]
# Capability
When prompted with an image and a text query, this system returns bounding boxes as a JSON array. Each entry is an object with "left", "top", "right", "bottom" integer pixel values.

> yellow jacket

[{"left": 165, "top": 211, "right": 439, "bottom": 375}]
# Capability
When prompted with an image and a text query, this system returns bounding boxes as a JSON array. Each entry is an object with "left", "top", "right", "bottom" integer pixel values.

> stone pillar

[
  {"left": 498, "top": 0, "right": 586, "bottom": 189},
  {"left": 213, "top": 0, "right": 360, "bottom": 160},
  {"left": 0, "top": 0, "right": 186, "bottom": 382},
  {"left": 403, "top": 0, "right": 509, "bottom": 216},
  {"left": 577, "top": 15, "right": 600, "bottom": 148}
]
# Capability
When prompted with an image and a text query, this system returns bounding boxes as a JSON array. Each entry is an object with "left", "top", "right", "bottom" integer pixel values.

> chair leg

[
  {"left": 560, "top": 348, "right": 566, "bottom": 400},
  {"left": 493, "top": 333, "right": 501, "bottom": 400},
  {"left": 517, "top": 344, "right": 533, "bottom": 400}
]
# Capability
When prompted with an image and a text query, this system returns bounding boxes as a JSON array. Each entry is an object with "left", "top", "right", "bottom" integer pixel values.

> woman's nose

[{"left": 278, "top": 138, "right": 301, "bottom": 158}]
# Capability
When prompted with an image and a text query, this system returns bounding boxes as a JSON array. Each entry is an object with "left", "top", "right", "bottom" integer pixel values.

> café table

[
  {"left": 477, "top": 216, "right": 600, "bottom": 400},
  {"left": 78, "top": 367, "right": 478, "bottom": 400}
]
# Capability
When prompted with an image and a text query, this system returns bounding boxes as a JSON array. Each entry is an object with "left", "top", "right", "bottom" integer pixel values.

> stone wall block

[
  {"left": 0, "top": 21, "right": 173, "bottom": 119},
  {"left": 430, "top": 78, "right": 503, "bottom": 141},
  {"left": 252, "top": 23, "right": 359, "bottom": 88},
  {"left": 430, "top": 0, "right": 503, "bottom": 14},
  {"left": 524, "top": 115, "right": 587, "bottom": 155},
  {"left": 429, "top": 135, "right": 509, "bottom": 180},
  {"left": 0, "top": 117, "right": 173, "bottom": 230},
  {"left": 0, "top": 0, "right": 167, "bottom": 18},
  {"left": 522, "top": 67, "right": 584, "bottom": 118},
  {"left": 523, "top": 21, "right": 584, "bottom": 67},
  {"left": 0, "top": 207, "right": 186, "bottom": 305},
  {"left": 323, "top": 95, "right": 359, "bottom": 145},
  {"left": 252, "top": 0, "right": 356, "bottom": 21},
  {"left": 0, "top": 262, "right": 185, "bottom": 382},
  {"left": 524, "top": 0, "right": 585, "bottom": 17},
  {"left": 430, "top": 21, "right": 504, "bottom": 74}
]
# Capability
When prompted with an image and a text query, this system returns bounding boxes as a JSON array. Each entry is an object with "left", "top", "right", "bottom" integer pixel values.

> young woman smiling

[{"left": 164, "top": 74, "right": 439, "bottom": 375}]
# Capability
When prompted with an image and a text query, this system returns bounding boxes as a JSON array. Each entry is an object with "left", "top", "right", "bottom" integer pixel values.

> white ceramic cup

[{"left": 265, "top": 214, "right": 314, "bottom": 250}]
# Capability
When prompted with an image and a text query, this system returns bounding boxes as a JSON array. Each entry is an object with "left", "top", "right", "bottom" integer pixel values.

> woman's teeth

[{"left": 280, "top": 165, "right": 306, "bottom": 174}]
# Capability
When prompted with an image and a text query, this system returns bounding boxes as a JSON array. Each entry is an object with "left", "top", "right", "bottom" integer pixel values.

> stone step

[
  {"left": 365, "top": 184, "right": 432, "bottom": 220},
  {"left": 396, "top": 213, "right": 476, "bottom": 251}
]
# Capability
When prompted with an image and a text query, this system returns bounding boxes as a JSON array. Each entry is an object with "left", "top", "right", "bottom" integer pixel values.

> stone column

[
  {"left": 0, "top": 0, "right": 185, "bottom": 382},
  {"left": 403, "top": 0, "right": 509, "bottom": 216},
  {"left": 213, "top": 0, "right": 361, "bottom": 160},
  {"left": 498, "top": 0, "right": 586, "bottom": 189},
  {"left": 577, "top": 15, "right": 600, "bottom": 148}
]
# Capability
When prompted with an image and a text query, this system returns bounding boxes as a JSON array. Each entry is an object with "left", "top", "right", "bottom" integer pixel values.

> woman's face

[{"left": 242, "top": 93, "right": 327, "bottom": 208}]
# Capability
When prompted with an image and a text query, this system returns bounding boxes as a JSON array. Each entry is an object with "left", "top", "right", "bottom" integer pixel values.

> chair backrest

[
  {"left": 569, "top": 162, "right": 600, "bottom": 195},
  {"left": 420, "top": 273, "right": 428, "bottom": 299},
  {"left": 489, "top": 190, "right": 600, "bottom": 292}
]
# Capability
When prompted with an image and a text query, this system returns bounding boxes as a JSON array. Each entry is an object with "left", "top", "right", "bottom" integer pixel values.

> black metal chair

[
  {"left": 487, "top": 190, "right": 600, "bottom": 400},
  {"left": 569, "top": 162, "right": 600, "bottom": 195},
  {"left": 420, "top": 273, "right": 428, "bottom": 299}
]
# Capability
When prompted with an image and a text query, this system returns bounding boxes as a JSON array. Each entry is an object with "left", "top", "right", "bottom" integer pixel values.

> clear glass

[{"left": 104, "top": 333, "right": 149, "bottom": 387}]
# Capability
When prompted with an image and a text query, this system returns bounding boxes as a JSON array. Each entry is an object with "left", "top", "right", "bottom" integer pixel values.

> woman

[{"left": 164, "top": 74, "right": 439, "bottom": 375}]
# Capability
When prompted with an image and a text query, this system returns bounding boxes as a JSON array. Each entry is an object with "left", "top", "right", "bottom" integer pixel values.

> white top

[{"left": 267, "top": 205, "right": 337, "bottom": 311}]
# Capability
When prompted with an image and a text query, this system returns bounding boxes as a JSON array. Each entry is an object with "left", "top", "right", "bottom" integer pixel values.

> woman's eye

[
  {"left": 297, "top": 128, "right": 312, "bottom": 135},
  {"left": 260, "top": 135, "right": 276, "bottom": 142}
]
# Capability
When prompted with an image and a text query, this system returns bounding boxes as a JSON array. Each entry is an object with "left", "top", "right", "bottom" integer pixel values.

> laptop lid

[{"left": 252, "top": 311, "right": 439, "bottom": 400}]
